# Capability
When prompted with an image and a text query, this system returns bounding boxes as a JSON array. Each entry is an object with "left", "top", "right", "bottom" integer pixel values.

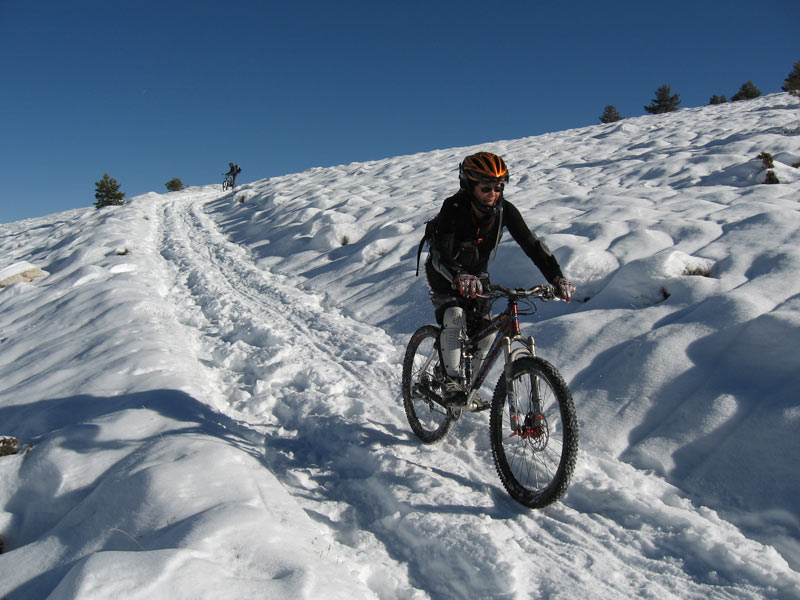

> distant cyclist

[
  {"left": 424, "top": 151, "right": 575, "bottom": 404},
  {"left": 224, "top": 162, "right": 242, "bottom": 188}
]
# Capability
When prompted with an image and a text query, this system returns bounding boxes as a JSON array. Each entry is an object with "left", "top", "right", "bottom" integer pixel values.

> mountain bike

[
  {"left": 222, "top": 174, "right": 235, "bottom": 190},
  {"left": 401, "top": 284, "right": 578, "bottom": 509}
]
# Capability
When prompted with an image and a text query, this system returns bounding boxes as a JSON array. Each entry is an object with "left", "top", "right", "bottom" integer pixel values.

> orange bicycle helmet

[{"left": 459, "top": 152, "right": 509, "bottom": 189}]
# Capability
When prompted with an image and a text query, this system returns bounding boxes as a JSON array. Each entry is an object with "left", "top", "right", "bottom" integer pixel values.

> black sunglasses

[{"left": 478, "top": 184, "right": 504, "bottom": 194}]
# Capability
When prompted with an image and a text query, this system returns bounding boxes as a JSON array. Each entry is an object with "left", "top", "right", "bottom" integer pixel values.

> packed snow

[{"left": 1, "top": 93, "right": 800, "bottom": 599}]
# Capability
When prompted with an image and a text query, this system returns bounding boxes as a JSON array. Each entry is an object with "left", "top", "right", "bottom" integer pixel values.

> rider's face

[{"left": 473, "top": 183, "right": 504, "bottom": 207}]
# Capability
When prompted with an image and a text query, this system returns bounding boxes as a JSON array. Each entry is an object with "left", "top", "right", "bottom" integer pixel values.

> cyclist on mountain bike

[
  {"left": 225, "top": 162, "right": 242, "bottom": 187},
  {"left": 424, "top": 151, "right": 575, "bottom": 405}
]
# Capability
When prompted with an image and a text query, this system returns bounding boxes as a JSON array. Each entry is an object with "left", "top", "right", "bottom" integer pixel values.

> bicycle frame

[{"left": 461, "top": 289, "right": 540, "bottom": 408}]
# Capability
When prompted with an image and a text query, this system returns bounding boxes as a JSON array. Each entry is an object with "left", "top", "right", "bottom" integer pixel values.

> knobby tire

[
  {"left": 489, "top": 356, "right": 578, "bottom": 508},
  {"left": 402, "top": 325, "right": 453, "bottom": 443}
]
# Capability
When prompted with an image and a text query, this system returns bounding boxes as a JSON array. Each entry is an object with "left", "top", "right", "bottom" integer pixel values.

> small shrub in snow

[
  {"left": 341, "top": 236, "right": 350, "bottom": 246},
  {"left": 731, "top": 81, "right": 761, "bottom": 101},
  {"left": 781, "top": 60, "right": 800, "bottom": 93},
  {"left": 758, "top": 152, "right": 775, "bottom": 169},
  {"left": 644, "top": 85, "right": 681, "bottom": 114},
  {"left": 94, "top": 173, "right": 126, "bottom": 209},
  {"left": 599, "top": 105, "right": 622, "bottom": 123},
  {"left": 683, "top": 265, "right": 713, "bottom": 277},
  {"left": 0, "top": 436, "right": 19, "bottom": 457},
  {"left": 165, "top": 178, "right": 184, "bottom": 192},
  {"left": 764, "top": 170, "right": 780, "bottom": 184},
  {"left": 709, "top": 95, "right": 728, "bottom": 105}
]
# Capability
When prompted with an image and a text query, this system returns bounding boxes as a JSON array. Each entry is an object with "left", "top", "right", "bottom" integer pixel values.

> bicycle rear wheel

[
  {"left": 490, "top": 357, "right": 578, "bottom": 508},
  {"left": 402, "top": 325, "right": 453, "bottom": 443}
]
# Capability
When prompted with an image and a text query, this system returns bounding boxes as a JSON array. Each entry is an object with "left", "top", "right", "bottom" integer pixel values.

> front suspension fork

[{"left": 504, "top": 336, "right": 535, "bottom": 430}]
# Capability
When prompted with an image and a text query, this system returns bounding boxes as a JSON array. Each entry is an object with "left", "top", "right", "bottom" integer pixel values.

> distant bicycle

[
  {"left": 401, "top": 283, "right": 579, "bottom": 509},
  {"left": 222, "top": 174, "right": 235, "bottom": 191}
]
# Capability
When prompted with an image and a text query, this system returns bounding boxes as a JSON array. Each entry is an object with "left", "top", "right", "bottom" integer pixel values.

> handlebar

[{"left": 478, "top": 284, "right": 560, "bottom": 301}]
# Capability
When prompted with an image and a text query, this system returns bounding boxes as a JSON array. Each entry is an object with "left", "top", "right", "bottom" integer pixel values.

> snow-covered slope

[{"left": 1, "top": 93, "right": 799, "bottom": 599}]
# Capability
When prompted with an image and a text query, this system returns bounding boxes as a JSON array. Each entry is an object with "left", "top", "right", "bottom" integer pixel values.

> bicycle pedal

[
  {"left": 464, "top": 397, "right": 490, "bottom": 412},
  {"left": 473, "top": 399, "right": 491, "bottom": 412}
]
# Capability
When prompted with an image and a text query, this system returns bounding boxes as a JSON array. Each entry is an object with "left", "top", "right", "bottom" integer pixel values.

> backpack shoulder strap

[{"left": 490, "top": 205, "right": 504, "bottom": 265}]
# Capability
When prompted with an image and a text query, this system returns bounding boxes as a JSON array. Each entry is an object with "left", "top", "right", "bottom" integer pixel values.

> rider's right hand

[{"left": 455, "top": 273, "right": 482, "bottom": 298}]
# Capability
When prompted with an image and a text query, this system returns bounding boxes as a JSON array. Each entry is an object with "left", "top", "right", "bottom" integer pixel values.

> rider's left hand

[{"left": 555, "top": 277, "right": 576, "bottom": 302}]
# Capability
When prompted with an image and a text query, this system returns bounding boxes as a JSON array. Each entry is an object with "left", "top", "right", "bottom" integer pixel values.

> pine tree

[
  {"left": 644, "top": 85, "right": 681, "bottom": 114},
  {"left": 165, "top": 178, "right": 184, "bottom": 192},
  {"left": 782, "top": 60, "right": 800, "bottom": 93},
  {"left": 709, "top": 95, "right": 728, "bottom": 105},
  {"left": 731, "top": 80, "right": 761, "bottom": 101},
  {"left": 599, "top": 105, "right": 622, "bottom": 123},
  {"left": 94, "top": 173, "right": 125, "bottom": 209}
]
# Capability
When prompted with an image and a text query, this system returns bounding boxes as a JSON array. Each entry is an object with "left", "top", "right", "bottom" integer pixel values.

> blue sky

[{"left": 1, "top": 0, "right": 797, "bottom": 223}]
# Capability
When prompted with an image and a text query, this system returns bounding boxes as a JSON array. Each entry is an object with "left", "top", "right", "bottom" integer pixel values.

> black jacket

[{"left": 426, "top": 190, "right": 564, "bottom": 293}]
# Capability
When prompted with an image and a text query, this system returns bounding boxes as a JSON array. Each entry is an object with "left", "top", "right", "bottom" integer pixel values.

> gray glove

[
  {"left": 555, "top": 277, "right": 576, "bottom": 302},
  {"left": 455, "top": 274, "right": 483, "bottom": 298}
]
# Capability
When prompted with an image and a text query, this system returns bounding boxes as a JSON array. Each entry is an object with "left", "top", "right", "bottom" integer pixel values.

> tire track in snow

[
  {"left": 160, "top": 195, "right": 398, "bottom": 416},
  {"left": 158, "top": 194, "right": 442, "bottom": 595}
]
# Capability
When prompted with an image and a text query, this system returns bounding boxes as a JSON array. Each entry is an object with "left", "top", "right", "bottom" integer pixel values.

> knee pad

[
  {"left": 440, "top": 307, "right": 466, "bottom": 377},
  {"left": 442, "top": 306, "right": 466, "bottom": 331}
]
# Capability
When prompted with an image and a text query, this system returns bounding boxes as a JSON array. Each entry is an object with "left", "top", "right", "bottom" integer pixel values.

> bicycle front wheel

[
  {"left": 402, "top": 325, "right": 453, "bottom": 443},
  {"left": 490, "top": 357, "right": 578, "bottom": 508}
]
